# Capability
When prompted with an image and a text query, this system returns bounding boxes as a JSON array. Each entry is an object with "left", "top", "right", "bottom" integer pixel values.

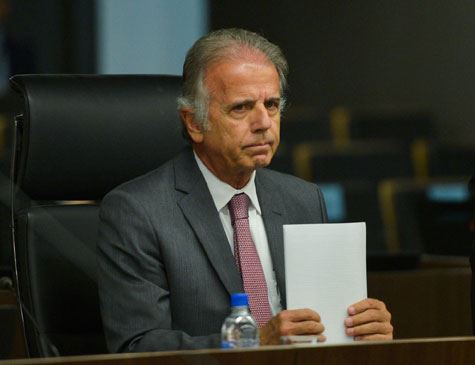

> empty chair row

[
  {"left": 280, "top": 108, "right": 435, "bottom": 147},
  {"left": 270, "top": 139, "right": 475, "bottom": 182},
  {"left": 379, "top": 177, "right": 472, "bottom": 257},
  {"left": 317, "top": 177, "right": 472, "bottom": 259}
]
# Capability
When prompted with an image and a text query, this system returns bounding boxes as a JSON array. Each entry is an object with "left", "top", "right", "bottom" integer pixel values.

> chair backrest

[
  {"left": 349, "top": 111, "right": 435, "bottom": 142},
  {"left": 427, "top": 141, "right": 475, "bottom": 177},
  {"left": 469, "top": 176, "right": 475, "bottom": 334},
  {"left": 9, "top": 74, "right": 186, "bottom": 357},
  {"left": 380, "top": 178, "right": 472, "bottom": 255}
]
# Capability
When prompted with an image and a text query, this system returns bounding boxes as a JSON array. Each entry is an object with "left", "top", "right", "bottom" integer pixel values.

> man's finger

[
  {"left": 345, "top": 308, "right": 391, "bottom": 327},
  {"left": 279, "top": 308, "right": 321, "bottom": 323},
  {"left": 348, "top": 298, "right": 387, "bottom": 315},
  {"left": 289, "top": 320, "right": 325, "bottom": 336},
  {"left": 354, "top": 333, "right": 393, "bottom": 341},
  {"left": 346, "top": 321, "right": 393, "bottom": 337}
]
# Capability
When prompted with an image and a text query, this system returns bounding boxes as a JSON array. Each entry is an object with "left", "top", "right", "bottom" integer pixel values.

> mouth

[
  {"left": 242, "top": 142, "right": 274, "bottom": 161},
  {"left": 243, "top": 141, "right": 273, "bottom": 149},
  {"left": 242, "top": 141, "right": 276, "bottom": 166}
]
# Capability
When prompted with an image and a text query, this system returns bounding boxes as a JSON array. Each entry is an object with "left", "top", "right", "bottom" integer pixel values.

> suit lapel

[
  {"left": 174, "top": 149, "right": 243, "bottom": 295},
  {"left": 256, "top": 170, "right": 287, "bottom": 309}
]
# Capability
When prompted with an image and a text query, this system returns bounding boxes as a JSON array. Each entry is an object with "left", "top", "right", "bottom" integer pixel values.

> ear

[{"left": 180, "top": 109, "right": 204, "bottom": 143}]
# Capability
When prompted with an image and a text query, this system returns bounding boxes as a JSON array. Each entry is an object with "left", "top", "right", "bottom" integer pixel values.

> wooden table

[{"left": 2, "top": 337, "right": 475, "bottom": 365}]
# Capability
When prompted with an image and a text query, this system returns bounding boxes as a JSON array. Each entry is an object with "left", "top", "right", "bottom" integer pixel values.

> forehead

[{"left": 204, "top": 56, "right": 280, "bottom": 101}]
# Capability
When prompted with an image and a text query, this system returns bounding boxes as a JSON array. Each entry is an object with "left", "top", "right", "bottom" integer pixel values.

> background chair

[
  {"left": 269, "top": 116, "right": 331, "bottom": 176},
  {"left": 469, "top": 176, "right": 475, "bottom": 334},
  {"left": 9, "top": 74, "right": 186, "bottom": 357},
  {"left": 292, "top": 140, "right": 414, "bottom": 254},
  {"left": 415, "top": 141, "right": 475, "bottom": 178},
  {"left": 347, "top": 111, "right": 434, "bottom": 143},
  {"left": 328, "top": 107, "right": 435, "bottom": 146},
  {"left": 379, "top": 178, "right": 472, "bottom": 256}
]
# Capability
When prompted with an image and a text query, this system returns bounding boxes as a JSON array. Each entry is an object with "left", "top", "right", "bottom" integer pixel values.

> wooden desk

[
  {"left": 2, "top": 267, "right": 472, "bottom": 361},
  {"left": 368, "top": 267, "right": 472, "bottom": 338},
  {"left": 2, "top": 337, "right": 475, "bottom": 365}
]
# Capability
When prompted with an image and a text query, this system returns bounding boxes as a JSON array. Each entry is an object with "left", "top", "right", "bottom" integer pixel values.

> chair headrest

[{"left": 10, "top": 74, "right": 187, "bottom": 200}]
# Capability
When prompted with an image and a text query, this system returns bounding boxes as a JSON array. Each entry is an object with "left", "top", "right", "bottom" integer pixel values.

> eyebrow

[
  {"left": 227, "top": 99, "right": 255, "bottom": 110},
  {"left": 227, "top": 96, "right": 282, "bottom": 110},
  {"left": 265, "top": 97, "right": 281, "bottom": 104}
]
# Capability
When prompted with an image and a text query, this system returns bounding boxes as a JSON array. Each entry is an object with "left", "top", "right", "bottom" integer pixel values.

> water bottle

[{"left": 221, "top": 293, "right": 259, "bottom": 349}]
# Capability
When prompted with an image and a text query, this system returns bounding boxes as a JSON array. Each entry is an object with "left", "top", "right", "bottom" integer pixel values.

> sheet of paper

[{"left": 284, "top": 222, "right": 366, "bottom": 344}]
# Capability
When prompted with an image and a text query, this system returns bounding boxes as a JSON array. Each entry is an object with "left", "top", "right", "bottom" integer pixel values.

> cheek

[
  {"left": 226, "top": 125, "right": 247, "bottom": 144},
  {"left": 272, "top": 119, "right": 280, "bottom": 136}
]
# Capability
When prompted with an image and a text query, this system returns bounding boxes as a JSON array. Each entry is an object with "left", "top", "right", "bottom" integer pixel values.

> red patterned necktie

[{"left": 228, "top": 193, "right": 272, "bottom": 327}]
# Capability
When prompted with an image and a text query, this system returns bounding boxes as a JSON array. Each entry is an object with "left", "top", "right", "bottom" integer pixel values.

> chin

[{"left": 252, "top": 156, "right": 272, "bottom": 169}]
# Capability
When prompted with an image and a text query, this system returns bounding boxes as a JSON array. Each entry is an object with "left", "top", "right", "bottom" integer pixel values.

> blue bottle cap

[{"left": 230, "top": 293, "right": 249, "bottom": 307}]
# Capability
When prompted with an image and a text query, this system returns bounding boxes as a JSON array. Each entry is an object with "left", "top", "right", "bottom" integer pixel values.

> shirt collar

[{"left": 194, "top": 151, "right": 261, "bottom": 214}]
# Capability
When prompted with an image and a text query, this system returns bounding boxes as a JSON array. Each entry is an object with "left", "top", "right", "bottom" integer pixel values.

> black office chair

[
  {"left": 379, "top": 177, "right": 472, "bottom": 256},
  {"left": 410, "top": 140, "right": 475, "bottom": 180},
  {"left": 9, "top": 74, "right": 186, "bottom": 357},
  {"left": 469, "top": 176, "right": 475, "bottom": 334},
  {"left": 293, "top": 140, "right": 414, "bottom": 254},
  {"left": 349, "top": 111, "right": 435, "bottom": 143}
]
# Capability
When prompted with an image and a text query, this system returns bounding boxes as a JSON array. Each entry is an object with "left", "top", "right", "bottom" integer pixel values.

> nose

[{"left": 250, "top": 103, "right": 273, "bottom": 132}]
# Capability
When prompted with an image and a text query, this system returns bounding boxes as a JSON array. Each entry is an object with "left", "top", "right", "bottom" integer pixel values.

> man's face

[{"left": 190, "top": 56, "right": 282, "bottom": 187}]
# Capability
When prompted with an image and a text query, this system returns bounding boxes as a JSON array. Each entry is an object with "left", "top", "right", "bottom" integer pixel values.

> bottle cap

[{"left": 230, "top": 293, "right": 249, "bottom": 307}]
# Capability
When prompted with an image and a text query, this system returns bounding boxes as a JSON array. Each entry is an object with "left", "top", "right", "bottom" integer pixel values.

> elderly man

[{"left": 98, "top": 28, "right": 393, "bottom": 353}]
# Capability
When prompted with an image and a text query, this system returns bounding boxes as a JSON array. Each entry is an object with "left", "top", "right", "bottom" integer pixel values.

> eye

[
  {"left": 232, "top": 103, "right": 247, "bottom": 112},
  {"left": 229, "top": 101, "right": 253, "bottom": 117},
  {"left": 264, "top": 99, "right": 280, "bottom": 112}
]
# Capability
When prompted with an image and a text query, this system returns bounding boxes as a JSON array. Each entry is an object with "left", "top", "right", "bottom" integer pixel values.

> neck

[{"left": 227, "top": 173, "right": 252, "bottom": 190}]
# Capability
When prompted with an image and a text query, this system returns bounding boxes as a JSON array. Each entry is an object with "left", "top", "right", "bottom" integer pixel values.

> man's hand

[
  {"left": 344, "top": 298, "right": 393, "bottom": 340},
  {"left": 260, "top": 308, "right": 326, "bottom": 345}
]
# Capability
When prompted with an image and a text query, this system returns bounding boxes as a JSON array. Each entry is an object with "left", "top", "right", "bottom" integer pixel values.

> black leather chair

[
  {"left": 293, "top": 140, "right": 414, "bottom": 254},
  {"left": 379, "top": 177, "right": 472, "bottom": 256},
  {"left": 469, "top": 176, "right": 475, "bottom": 334},
  {"left": 349, "top": 111, "right": 435, "bottom": 143},
  {"left": 9, "top": 74, "right": 186, "bottom": 357}
]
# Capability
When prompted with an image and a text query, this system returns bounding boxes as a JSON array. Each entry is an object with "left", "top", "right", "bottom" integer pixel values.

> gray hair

[{"left": 177, "top": 28, "right": 288, "bottom": 135}]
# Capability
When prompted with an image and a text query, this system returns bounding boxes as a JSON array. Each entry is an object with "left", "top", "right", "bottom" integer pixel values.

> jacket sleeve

[{"left": 97, "top": 189, "right": 221, "bottom": 352}]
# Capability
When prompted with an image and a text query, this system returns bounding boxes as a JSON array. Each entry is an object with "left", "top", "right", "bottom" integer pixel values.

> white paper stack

[{"left": 284, "top": 222, "right": 367, "bottom": 344}]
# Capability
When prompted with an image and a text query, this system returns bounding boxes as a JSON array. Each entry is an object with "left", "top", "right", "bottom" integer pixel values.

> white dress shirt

[{"left": 194, "top": 152, "right": 282, "bottom": 315}]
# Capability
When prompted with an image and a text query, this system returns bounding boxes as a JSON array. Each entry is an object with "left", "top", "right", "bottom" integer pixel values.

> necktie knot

[{"left": 228, "top": 193, "right": 250, "bottom": 222}]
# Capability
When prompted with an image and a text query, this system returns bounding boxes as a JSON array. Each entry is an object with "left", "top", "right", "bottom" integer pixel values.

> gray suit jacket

[{"left": 98, "top": 148, "right": 328, "bottom": 352}]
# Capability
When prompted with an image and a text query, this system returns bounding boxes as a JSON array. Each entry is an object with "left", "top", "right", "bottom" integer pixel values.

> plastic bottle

[{"left": 221, "top": 293, "right": 259, "bottom": 349}]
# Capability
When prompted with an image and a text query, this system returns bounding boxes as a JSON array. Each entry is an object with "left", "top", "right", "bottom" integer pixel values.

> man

[{"left": 98, "top": 28, "right": 393, "bottom": 353}]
